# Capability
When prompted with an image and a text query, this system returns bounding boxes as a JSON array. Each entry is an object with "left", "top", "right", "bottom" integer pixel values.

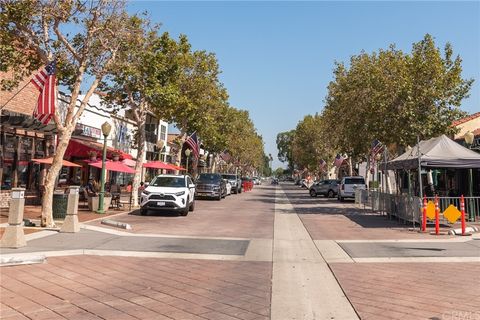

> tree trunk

[
  {"left": 174, "top": 132, "right": 186, "bottom": 174},
  {"left": 40, "top": 125, "right": 73, "bottom": 227},
  {"left": 131, "top": 121, "right": 146, "bottom": 207},
  {"left": 348, "top": 157, "right": 353, "bottom": 176}
]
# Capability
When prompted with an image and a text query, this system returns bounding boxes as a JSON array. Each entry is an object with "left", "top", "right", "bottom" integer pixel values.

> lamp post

[
  {"left": 464, "top": 131, "right": 475, "bottom": 221},
  {"left": 97, "top": 121, "right": 111, "bottom": 214},
  {"left": 185, "top": 148, "right": 191, "bottom": 174}
]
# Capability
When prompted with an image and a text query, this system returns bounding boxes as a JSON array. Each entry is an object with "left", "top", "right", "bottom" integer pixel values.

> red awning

[
  {"left": 169, "top": 164, "right": 186, "bottom": 171},
  {"left": 64, "top": 138, "right": 133, "bottom": 160},
  {"left": 88, "top": 161, "right": 136, "bottom": 174},
  {"left": 32, "top": 157, "right": 81, "bottom": 167},
  {"left": 143, "top": 161, "right": 178, "bottom": 170}
]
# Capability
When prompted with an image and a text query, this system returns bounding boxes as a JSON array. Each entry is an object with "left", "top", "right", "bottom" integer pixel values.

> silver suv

[{"left": 309, "top": 179, "right": 339, "bottom": 198}]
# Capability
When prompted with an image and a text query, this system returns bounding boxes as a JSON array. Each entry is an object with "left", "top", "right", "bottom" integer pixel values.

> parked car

[
  {"left": 221, "top": 173, "right": 242, "bottom": 194},
  {"left": 310, "top": 179, "right": 340, "bottom": 198},
  {"left": 195, "top": 173, "right": 227, "bottom": 200},
  {"left": 271, "top": 178, "right": 279, "bottom": 185},
  {"left": 253, "top": 177, "right": 261, "bottom": 185},
  {"left": 338, "top": 176, "right": 366, "bottom": 201},
  {"left": 140, "top": 174, "right": 195, "bottom": 216}
]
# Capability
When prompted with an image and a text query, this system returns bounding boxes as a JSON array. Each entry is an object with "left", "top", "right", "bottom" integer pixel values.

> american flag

[
  {"left": 371, "top": 139, "right": 384, "bottom": 156},
  {"left": 370, "top": 139, "right": 384, "bottom": 171},
  {"left": 185, "top": 132, "right": 200, "bottom": 158},
  {"left": 220, "top": 150, "right": 232, "bottom": 162},
  {"left": 319, "top": 159, "right": 326, "bottom": 171},
  {"left": 31, "top": 61, "right": 57, "bottom": 125},
  {"left": 334, "top": 154, "right": 345, "bottom": 167}
]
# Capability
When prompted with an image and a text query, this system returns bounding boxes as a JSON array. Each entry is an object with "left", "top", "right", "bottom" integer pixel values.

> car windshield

[
  {"left": 344, "top": 178, "right": 365, "bottom": 184},
  {"left": 222, "top": 174, "right": 237, "bottom": 180},
  {"left": 150, "top": 177, "right": 185, "bottom": 188},
  {"left": 198, "top": 174, "right": 221, "bottom": 183}
]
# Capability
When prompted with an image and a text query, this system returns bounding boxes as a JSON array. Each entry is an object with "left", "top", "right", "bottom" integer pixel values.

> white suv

[
  {"left": 338, "top": 176, "right": 366, "bottom": 201},
  {"left": 140, "top": 175, "right": 195, "bottom": 216}
]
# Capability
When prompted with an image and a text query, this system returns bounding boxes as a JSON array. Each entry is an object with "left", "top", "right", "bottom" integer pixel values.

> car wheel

[
  {"left": 309, "top": 189, "right": 317, "bottom": 197},
  {"left": 216, "top": 194, "right": 221, "bottom": 201},
  {"left": 180, "top": 198, "right": 189, "bottom": 216},
  {"left": 140, "top": 209, "right": 147, "bottom": 216},
  {"left": 189, "top": 199, "right": 195, "bottom": 212},
  {"left": 327, "top": 190, "right": 334, "bottom": 198}
]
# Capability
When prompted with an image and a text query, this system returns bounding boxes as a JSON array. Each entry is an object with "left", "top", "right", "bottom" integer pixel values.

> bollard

[
  {"left": 60, "top": 186, "right": 80, "bottom": 233},
  {"left": 0, "top": 188, "right": 27, "bottom": 248},
  {"left": 421, "top": 196, "right": 427, "bottom": 232},
  {"left": 434, "top": 195, "right": 440, "bottom": 235}
]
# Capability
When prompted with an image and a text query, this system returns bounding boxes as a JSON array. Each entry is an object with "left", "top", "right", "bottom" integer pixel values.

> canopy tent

[
  {"left": 88, "top": 160, "right": 136, "bottom": 173},
  {"left": 143, "top": 161, "right": 177, "bottom": 170},
  {"left": 386, "top": 135, "right": 480, "bottom": 170},
  {"left": 169, "top": 164, "right": 186, "bottom": 171},
  {"left": 32, "top": 157, "right": 81, "bottom": 167}
]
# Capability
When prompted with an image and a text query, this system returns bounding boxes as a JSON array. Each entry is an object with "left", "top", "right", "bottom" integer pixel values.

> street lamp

[
  {"left": 185, "top": 148, "right": 191, "bottom": 174},
  {"left": 97, "top": 121, "right": 111, "bottom": 214},
  {"left": 464, "top": 131, "right": 475, "bottom": 221}
]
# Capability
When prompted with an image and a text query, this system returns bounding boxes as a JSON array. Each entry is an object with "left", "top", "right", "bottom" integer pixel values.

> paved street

[{"left": 1, "top": 183, "right": 479, "bottom": 319}]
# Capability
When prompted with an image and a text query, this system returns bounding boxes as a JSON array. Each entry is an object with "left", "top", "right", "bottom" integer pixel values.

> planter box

[{"left": 88, "top": 196, "right": 112, "bottom": 212}]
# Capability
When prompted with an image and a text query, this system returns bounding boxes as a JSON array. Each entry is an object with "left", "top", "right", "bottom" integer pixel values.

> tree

[
  {"left": 323, "top": 34, "right": 472, "bottom": 160},
  {"left": 100, "top": 27, "right": 186, "bottom": 205},
  {"left": 1, "top": 0, "right": 138, "bottom": 226},
  {"left": 153, "top": 46, "right": 229, "bottom": 169},
  {"left": 276, "top": 130, "right": 295, "bottom": 170},
  {"left": 291, "top": 114, "right": 335, "bottom": 173}
]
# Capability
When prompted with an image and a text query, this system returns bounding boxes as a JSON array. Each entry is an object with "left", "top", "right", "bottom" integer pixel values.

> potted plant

[
  {"left": 111, "top": 151, "right": 120, "bottom": 161},
  {"left": 87, "top": 150, "right": 98, "bottom": 161},
  {"left": 88, "top": 191, "right": 113, "bottom": 211}
]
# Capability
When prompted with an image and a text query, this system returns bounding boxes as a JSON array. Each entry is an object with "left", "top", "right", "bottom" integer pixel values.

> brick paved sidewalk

[
  {"left": 331, "top": 262, "right": 480, "bottom": 320},
  {"left": 1, "top": 256, "right": 272, "bottom": 320}
]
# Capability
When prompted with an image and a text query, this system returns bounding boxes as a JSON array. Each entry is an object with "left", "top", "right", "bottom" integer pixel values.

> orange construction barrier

[
  {"left": 434, "top": 195, "right": 440, "bottom": 235},
  {"left": 460, "top": 195, "right": 466, "bottom": 236}
]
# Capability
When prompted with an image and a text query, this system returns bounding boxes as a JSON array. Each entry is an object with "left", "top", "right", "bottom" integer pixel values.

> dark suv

[
  {"left": 309, "top": 179, "right": 340, "bottom": 198},
  {"left": 195, "top": 173, "right": 227, "bottom": 200},
  {"left": 221, "top": 173, "right": 242, "bottom": 194}
]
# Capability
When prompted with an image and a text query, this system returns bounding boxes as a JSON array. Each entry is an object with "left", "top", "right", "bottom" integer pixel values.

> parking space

[{"left": 87, "top": 185, "right": 276, "bottom": 239}]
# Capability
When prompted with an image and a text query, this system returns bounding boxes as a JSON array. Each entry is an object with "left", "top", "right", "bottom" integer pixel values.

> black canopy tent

[{"left": 386, "top": 135, "right": 480, "bottom": 170}]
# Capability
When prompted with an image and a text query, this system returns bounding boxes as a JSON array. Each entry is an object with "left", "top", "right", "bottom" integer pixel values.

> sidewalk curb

[
  {"left": 101, "top": 219, "right": 132, "bottom": 230},
  {"left": 0, "top": 254, "right": 46, "bottom": 267}
]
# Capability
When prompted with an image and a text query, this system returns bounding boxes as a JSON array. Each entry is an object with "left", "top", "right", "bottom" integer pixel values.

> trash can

[{"left": 52, "top": 191, "right": 68, "bottom": 219}]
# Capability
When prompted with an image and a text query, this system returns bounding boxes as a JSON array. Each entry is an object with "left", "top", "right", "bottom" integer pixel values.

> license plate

[{"left": 157, "top": 201, "right": 165, "bottom": 206}]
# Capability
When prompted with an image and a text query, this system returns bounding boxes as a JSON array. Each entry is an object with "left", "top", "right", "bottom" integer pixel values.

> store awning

[
  {"left": 143, "top": 161, "right": 178, "bottom": 170},
  {"left": 32, "top": 157, "right": 81, "bottom": 167},
  {"left": 65, "top": 138, "right": 133, "bottom": 160},
  {"left": 88, "top": 161, "right": 136, "bottom": 173}
]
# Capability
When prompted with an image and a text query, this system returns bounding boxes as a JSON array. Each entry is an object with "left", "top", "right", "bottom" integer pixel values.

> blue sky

[{"left": 127, "top": 1, "right": 480, "bottom": 168}]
